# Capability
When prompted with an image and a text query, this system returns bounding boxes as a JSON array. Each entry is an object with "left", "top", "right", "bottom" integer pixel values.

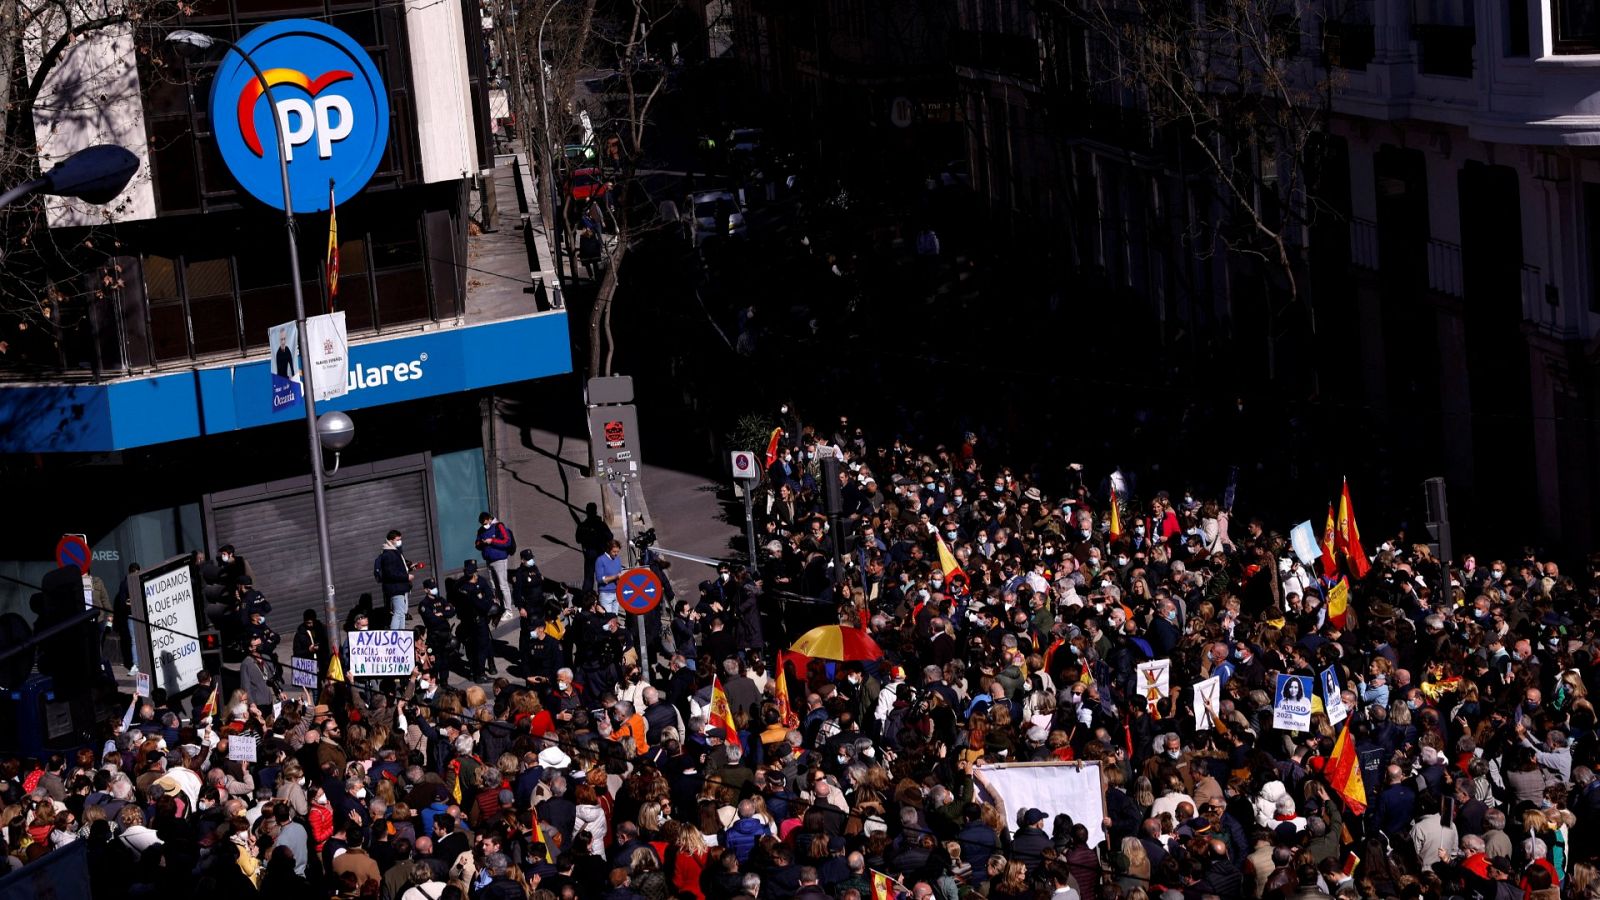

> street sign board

[
  {"left": 730, "top": 450, "right": 758, "bottom": 480},
  {"left": 617, "top": 567, "right": 664, "bottom": 615},
  {"left": 55, "top": 534, "right": 91, "bottom": 573},
  {"left": 588, "top": 402, "right": 640, "bottom": 480}
]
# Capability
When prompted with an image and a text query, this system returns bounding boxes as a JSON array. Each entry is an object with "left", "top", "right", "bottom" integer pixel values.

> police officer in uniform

[
  {"left": 249, "top": 610, "right": 281, "bottom": 659},
  {"left": 577, "top": 604, "right": 624, "bottom": 701},
  {"left": 454, "top": 560, "right": 496, "bottom": 681},
  {"left": 511, "top": 549, "right": 545, "bottom": 670},
  {"left": 523, "top": 622, "right": 565, "bottom": 686},
  {"left": 417, "top": 578, "right": 455, "bottom": 680}
]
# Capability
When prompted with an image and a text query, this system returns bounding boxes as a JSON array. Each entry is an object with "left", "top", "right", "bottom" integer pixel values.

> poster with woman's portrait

[{"left": 1273, "top": 674, "right": 1314, "bottom": 731}]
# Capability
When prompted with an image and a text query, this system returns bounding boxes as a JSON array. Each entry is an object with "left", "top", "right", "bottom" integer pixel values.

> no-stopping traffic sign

[{"left": 617, "top": 567, "right": 664, "bottom": 615}]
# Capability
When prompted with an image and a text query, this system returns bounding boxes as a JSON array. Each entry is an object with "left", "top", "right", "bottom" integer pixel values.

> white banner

[
  {"left": 139, "top": 557, "right": 203, "bottom": 696},
  {"left": 1321, "top": 665, "right": 1348, "bottom": 726},
  {"left": 1273, "top": 674, "right": 1314, "bottom": 731},
  {"left": 290, "top": 657, "right": 319, "bottom": 689},
  {"left": 347, "top": 630, "right": 415, "bottom": 677},
  {"left": 1137, "top": 659, "right": 1171, "bottom": 705},
  {"left": 305, "top": 311, "right": 349, "bottom": 402},
  {"left": 976, "top": 762, "right": 1105, "bottom": 848},
  {"left": 1193, "top": 675, "right": 1221, "bottom": 730}
]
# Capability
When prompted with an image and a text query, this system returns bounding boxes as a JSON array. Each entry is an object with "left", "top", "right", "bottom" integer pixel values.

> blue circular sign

[{"left": 209, "top": 19, "right": 390, "bottom": 212}]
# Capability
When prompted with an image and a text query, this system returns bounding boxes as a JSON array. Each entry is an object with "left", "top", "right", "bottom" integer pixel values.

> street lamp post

[
  {"left": 538, "top": 0, "right": 565, "bottom": 272},
  {"left": 168, "top": 29, "right": 343, "bottom": 663},
  {"left": 0, "top": 144, "right": 139, "bottom": 209}
]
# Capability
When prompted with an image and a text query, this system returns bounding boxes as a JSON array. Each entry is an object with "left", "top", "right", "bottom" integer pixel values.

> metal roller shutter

[{"left": 211, "top": 469, "right": 435, "bottom": 638}]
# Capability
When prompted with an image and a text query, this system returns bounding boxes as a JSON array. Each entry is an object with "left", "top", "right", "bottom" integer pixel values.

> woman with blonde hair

[
  {"left": 989, "top": 859, "right": 1032, "bottom": 900},
  {"left": 666, "top": 825, "right": 709, "bottom": 900},
  {"left": 1116, "top": 835, "right": 1152, "bottom": 891}
]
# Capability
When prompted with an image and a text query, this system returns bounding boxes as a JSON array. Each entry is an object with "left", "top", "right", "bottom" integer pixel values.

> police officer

[
  {"left": 511, "top": 549, "right": 545, "bottom": 668},
  {"left": 523, "top": 622, "right": 565, "bottom": 687},
  {"left": 418, "top": 579, "right": 455, "bottom": 681},
  {"left": 577, "top": 605, "right": 623, "bottom": 701},
  {"left": 249, "top": 610, "right": 281, "bottom": 659},
  {"left": 454, "top": 560, "right": 496, "bottom": 681}
]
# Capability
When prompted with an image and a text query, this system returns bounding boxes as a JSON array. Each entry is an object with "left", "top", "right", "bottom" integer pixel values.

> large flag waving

[
  {"left": 1336, "top": 478, "right": 1371, "bottom": 579},
  {"left": 935, "top": 534, "right": 969, "bottom": 594},
  {"left": 1326, "top": 718, "right": 1367, "bottom": 814},
  {"left": 764, "top": 427, "right": 784, "bottom": 469},
  {"left": 1109, "top": 485, "right": 1124, "bottom": 543},
  {"left": 1320, "top": 502, "right": 1339, "bottom": 579},
  {"left": 774, "top": 654, "right": 800, "bottom": 729},
  {"left": 708, "top": 675, "right": 742, "bottom": 750}
]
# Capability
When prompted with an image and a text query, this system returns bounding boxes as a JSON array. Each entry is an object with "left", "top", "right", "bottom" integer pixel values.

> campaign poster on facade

[
  {"left": 347, "top": 630, "right": 415, "bottom": 677},
  {"left": 1137, "top": 659, "right": 1171, "bottom": 704},
  {"left": 269, "top": 320, "right": 303, "bottom": 414},
  {"left": 1273, "top": 674, "right": 1314, "bottom": 731},
  {"left": 1193, "top": 676, "right": 1221, "bottom": 730},
  {"left": 1321, "top": 665, "right": 1348, "bottom": 726},
  {"left": 305, "top": 311, "right": 349, "bottom": 402}
]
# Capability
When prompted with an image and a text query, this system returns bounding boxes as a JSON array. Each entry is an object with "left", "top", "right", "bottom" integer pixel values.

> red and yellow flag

[
  {"left": 935, "top": 534, "right": 969, "bottom": 594},
  {"left": 199, "top": 683, "right": 220, "bottom": 720},
  {"left": 708, "top": 675, "right": 742, "bottom": 750},
  {"left": 774, "top": 656, "right": 799, "bottom": 729},
  {"left": 871, "top": 870, "right": 897, "bottom": 900},
  {"left": 1320, "top": 502, "right": 1339, "bottom": 579},
  {"left": 1109, "top": 486, "right": 1124, "bottom": 542},
  {"left": 1327, "top": 577, "right": 1351, "bottom": 628},
  {"left": 764, "top": 428, "right": 784, "bottom": 469},
  {"left": 327, "top": 651, "right": 345, "bottom": 683},
  {"left": 1325, "top": 718, "right": 1367, "bottom": 814},
  {"left": 528, "top": 806, "right": 554, "bottom": 861},
  {"left": 326, "top": 181, "right": 339, "bottom": 310},
  {"left": 1336, "top": 479, "right": 1371, "bottom": 579}
]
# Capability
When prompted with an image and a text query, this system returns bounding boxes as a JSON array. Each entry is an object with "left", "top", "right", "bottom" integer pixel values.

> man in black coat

[
  {"left": 1008, "top": 807, "right": 1054, "bottom": 876},
  {"left": 453, "top": 561, "right": 495, "bottom": 680}
]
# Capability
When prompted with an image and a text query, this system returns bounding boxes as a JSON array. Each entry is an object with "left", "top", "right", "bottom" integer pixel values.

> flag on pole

[
  {"left": 871, "top": 870, "right": 897, "bottom": 900},
  {"left": 528, "top": 807, "right": 554, "bottom": 861},
  {"left": 1326, "top": 577, "right": 1351, "bottom": 628},
  {"left": 774, "top": 654, "right": 799, "bottom": 729},
  {"left": 1336, "top": 479, "right": 1371, "bottom": 579},
  {"left": 199, "top": 682, "right": 220, "bottom": 721},
  {"left": 326, "top": 180, "right": 339, "bottom": 311},
  {"left": 1109, "top": 485, "right": 1124, "bottom": 543},
  {"left": 935, "top": 534, "right": 969, "bottom": 594},
  {"left": 327, "top": 651, "right": 345, "bottom": 684},
  {"left": 1320, "top": 502, "right": 1339, "bottom": 578},
  {"left": 1325, "top": 718, "right": 1368, "bottom": 814},
  {"left": 708, "top": 675, "right": 742, "bottom": 750},
  {"left": 764, "top": 427, "right": 784, "bottom": 469}
]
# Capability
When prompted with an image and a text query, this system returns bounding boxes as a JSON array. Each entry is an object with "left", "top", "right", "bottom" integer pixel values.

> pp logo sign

[{"left": 210, "top": 20, "right": 390, "bottom": 212}]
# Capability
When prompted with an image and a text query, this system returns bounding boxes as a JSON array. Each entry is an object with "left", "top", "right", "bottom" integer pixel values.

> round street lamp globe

[{"left": 317, "top": 410, "right": 355, "bottom": 451}]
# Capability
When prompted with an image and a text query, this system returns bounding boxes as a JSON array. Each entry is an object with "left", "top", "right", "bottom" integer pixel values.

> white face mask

[
  {"left": 1116, "top": 556, "right": 1129, "bottom": 567},
  {"left": 356, "top": 788, "right": 368, "bottom": 799},
  {"left": 525, "top": 559, "right": 536, "bottom": 568},
  {"left": 720, "top": 573, "right": 730, "bottom": 582},
  {"left": 393, "top": 540, "right": 402, "bottom": 549}
]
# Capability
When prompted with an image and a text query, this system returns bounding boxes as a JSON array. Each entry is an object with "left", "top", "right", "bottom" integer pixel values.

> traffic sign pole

[{"left": 743, "top": 488, "right": 758, "bottom": 568}]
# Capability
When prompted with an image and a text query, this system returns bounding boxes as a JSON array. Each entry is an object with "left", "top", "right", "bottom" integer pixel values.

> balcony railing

[{"left": 1427, "top": 238, "right": 1464, "bottom": 297}]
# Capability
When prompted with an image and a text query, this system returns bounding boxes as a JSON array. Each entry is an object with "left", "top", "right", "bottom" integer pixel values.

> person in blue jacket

[{"left": 476, "top": 512, "right": 515, "bottom": 608}]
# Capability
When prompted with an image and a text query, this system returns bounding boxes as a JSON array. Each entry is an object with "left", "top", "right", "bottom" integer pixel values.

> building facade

[
  {"left": 0, "top": 0, "right": 571, "bottom": 635},
  {"left": 955, "top": 0, "right": 1600, "bottom": 553}
]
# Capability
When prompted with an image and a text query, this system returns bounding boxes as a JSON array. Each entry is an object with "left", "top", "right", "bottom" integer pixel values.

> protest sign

[
  {"left": 229, "top": 734, "right": 258, "bottom": 762},
  {"left": 1273, "top": 674, "right": 1314, "bottom": 731},
  {"left": 1137, "top": 659, "right": 1171, "bottom": 704},
  {"left": 290, "top": 657, "right": 318, "bottom": 689},
  {"left": 347, "top": 630, "right": 415, "bottom": 677},
  {"left": 1193, "top": 676, "right": 1221, "bottom": 730},
  {"left": 1321, "top": 665, "right": 1348, "bottom": 726}
]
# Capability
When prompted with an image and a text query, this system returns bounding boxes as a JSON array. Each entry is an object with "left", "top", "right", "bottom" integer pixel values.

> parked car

[
  {"left": 568, "top": 167, "right": 610, "bottom": 202},
  {"left": 683, "top": 189, "right": 747, "bottom": 247}
]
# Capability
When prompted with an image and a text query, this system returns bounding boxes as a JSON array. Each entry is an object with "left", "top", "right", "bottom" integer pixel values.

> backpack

[{"left": 497, "top": 522, "right": 517, "bottom": 556}]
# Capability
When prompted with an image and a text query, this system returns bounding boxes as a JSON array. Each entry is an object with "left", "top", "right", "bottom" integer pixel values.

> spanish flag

[
  {"left": 326, "top": 180, "right": 339, "bottom": 310},
  {"left": 1336, "top": 479, "right": 1371, "bottom": 579},
  {"left": 1325, "top": 718, "right": 1367, "bottom": 815},
  {"left": 1326, "top": 577, "right": 1350, "bottom": 628},
  {"left": 327, "top": 651, "right": 345, "bottom": 683},
  {"left": 1109, "top": 486, "right": 1124, "bottom": 542},
  {"left": 774, "top": 655, "right": 799, "bottom": 729},
  {"left": 1320, "top": 502, "right": 1339, "bottom": 579},
  {"left": 935, "top": 534, "right": 969, "bottom": 594},
  {"left": 199, "top": 683, "right": 220, "bottom": 721},
  {"left": 528, "top": 807, "right": 554, "bottom": 862},
  {"left": 871, "top": 870, "right": 897, "bottom": 900},
  {"left": 764, "top": 427, "right": 784, "bottom": 469},
  {"left": 708, "top": 676, "right": 742, "bottom": 750}
]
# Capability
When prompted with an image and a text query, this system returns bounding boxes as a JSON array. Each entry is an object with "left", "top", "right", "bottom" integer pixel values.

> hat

[
  {"left": 153, "top": 776, "right": 184, "bottom": 797},
  {"left": 237, "top": 574, "right": 253, "bottom": 586},
  {"left": 520, "top": 549, "right": 536, "bottom": 561},
  {"left": 1024, "top": 487, "right": 1042, "bottom": 502},
  {"left": 888, "top": 665, "right": 906, "bottom": 681},
  {"left": 1488, "top": 856, "right": 1514, "bottom": 874},
  {"left": 1021, "top": 808, "right": 1047, "bottom": 826},
  {"left": 423, "top": 578, "right": 437, "bottom": 589},
  {"left": 537, "top": 746, "right": 571, "bottom": 770},
  {"left": 707, "top": 727, "right": 729, "bottom": 741},
  {"left": 463, "top": 559, "right": 478, "bottom": 574}
]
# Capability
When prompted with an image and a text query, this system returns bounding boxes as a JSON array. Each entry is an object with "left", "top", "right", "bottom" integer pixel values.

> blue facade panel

[{"left": 0, "top": 313, "right": 571, "bottom": 453}]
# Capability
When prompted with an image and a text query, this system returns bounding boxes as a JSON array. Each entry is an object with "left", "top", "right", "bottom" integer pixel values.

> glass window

[
  {"left": 331, "top": 239, "right": 374, "bottom": 332},
  {"left": 149, "top": 120, "right": 200, "bottom": 213},
  {"left": 150, "top": 303, "right": 190, "bottom": 361},
  {"left": 145, "top": 255, "right": 180, "bottom": 301},
  {"left": 375, "top": 269, "right": 430, "bottom": 326},
  {"left": 1555, "top": 0, "right": 1600, "bottom": 53},
  {"left": 186, "top": 258, "right": 238, "bottom": 355}
]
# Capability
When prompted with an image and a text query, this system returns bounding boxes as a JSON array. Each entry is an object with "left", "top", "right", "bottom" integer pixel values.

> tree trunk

[{"left": 585, "top": 239, "right": 626, "bottom": 379}]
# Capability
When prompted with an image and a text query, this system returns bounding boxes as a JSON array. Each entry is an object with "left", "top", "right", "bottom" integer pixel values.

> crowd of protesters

[{"left": 4, "top": 407, "right": 1600, "bottom": 900}]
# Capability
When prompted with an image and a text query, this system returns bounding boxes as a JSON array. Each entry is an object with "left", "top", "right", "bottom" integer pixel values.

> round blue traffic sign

[
  {"left": 209, "top": 19, "right": 390, "bottom": 212},
  {"left": 617, "top": 567, "right": 664, "bottom": 615}
]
